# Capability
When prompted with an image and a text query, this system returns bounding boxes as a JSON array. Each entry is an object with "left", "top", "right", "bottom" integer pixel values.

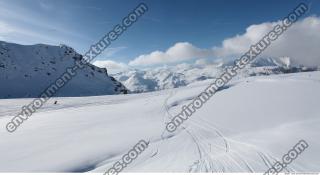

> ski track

[
  {"left": 24, "top": 77, "right": 312, "bottom": 172},
  {"left": 156, "top": 82, "right": 281, "bottom": 173}
]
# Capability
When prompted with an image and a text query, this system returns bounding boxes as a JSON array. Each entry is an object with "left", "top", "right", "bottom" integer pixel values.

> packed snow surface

[{"left": 0, "top": 71, "right": 319, "bottom": 172}]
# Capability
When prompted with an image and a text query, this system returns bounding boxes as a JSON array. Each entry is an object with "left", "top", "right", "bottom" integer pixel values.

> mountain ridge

[
  {"left": 0, "top": 41, "right": 128, "bottom": 98},
  {"left": 112, "top": 57, "right": 319, "bottom": 93}
]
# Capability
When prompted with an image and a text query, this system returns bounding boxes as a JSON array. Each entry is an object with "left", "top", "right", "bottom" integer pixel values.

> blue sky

[{"left": 0, "top": 0, "right": 320, "bottom": 71}]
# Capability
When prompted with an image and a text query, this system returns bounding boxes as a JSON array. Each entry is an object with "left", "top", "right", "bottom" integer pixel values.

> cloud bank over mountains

[
  {"left": 213, "top": 16, "right": 320, "bottom": 67},
  {"left": 95, "top": 16, "right": 320, "bottom": 72},
  {"left": 128, "top": 42, "right": 215, "bottom": 66}
]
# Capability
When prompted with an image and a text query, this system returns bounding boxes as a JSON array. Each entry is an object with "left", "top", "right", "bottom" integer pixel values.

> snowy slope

[
  {"left": 0, "top": 41, "right": 128, "bottom": 98},
  {"left": 0, "top": 71, "right": 319, "bottom": 172},
  {"left": 112, "top": 58, "right": 318, "bottom": 93}
]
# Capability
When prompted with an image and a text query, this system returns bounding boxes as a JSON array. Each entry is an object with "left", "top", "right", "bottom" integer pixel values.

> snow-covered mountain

[
  {"left": 0, "top": 41, "right": 128, "bottom": 98},
  {"left": 113, "top": 57, "right": 318, "bottom": 93},
  {"left": 113, "top": 63, "right": 221, "bottom": 93}
]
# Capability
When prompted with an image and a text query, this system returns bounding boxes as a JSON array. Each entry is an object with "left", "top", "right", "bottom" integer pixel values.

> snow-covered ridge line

[
  {"left": 0, "top": 40, "right": 128, "bottom": 99},
  {"left": 112, "top": 57, "right": 319, "bottom": 93}
]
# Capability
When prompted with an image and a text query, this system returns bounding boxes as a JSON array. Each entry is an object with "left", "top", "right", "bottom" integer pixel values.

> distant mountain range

[
  {"left": 1, "top": 40, "right": 318, "bottom": 97},
  {"left": 112, "top": 57, "right": 319, "bottom": 93},
  {"left": 0, "top": 41, "right": 128, "bottom": 98}
]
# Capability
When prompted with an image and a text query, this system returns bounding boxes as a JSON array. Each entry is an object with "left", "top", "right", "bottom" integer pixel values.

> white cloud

[
  {"left": 93, "top": 60, "right": 129, "bottom": 74},
  {"left": 98, "top": 47, "right": 127, "bottom": 58},
  {"left": 94, "top": 47, "right": 128, "bottom": 74},
  {"left": 195, "top": 58, "right": 210, "bottom": 66},
  {"left": 0, "top": 21, "right": 14, "bottom": 34},
  {"left": 129, "top": 16, "right": 320, "bottom": 68},
  {"left": 38, "top": 0, "right": 54, "bottom": 11},
  {"left": 213, "top": 16, "right": 320, "bottom": 67},
  {"left": 129, "top": 42, "right": 214, "bottom": 66}
]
